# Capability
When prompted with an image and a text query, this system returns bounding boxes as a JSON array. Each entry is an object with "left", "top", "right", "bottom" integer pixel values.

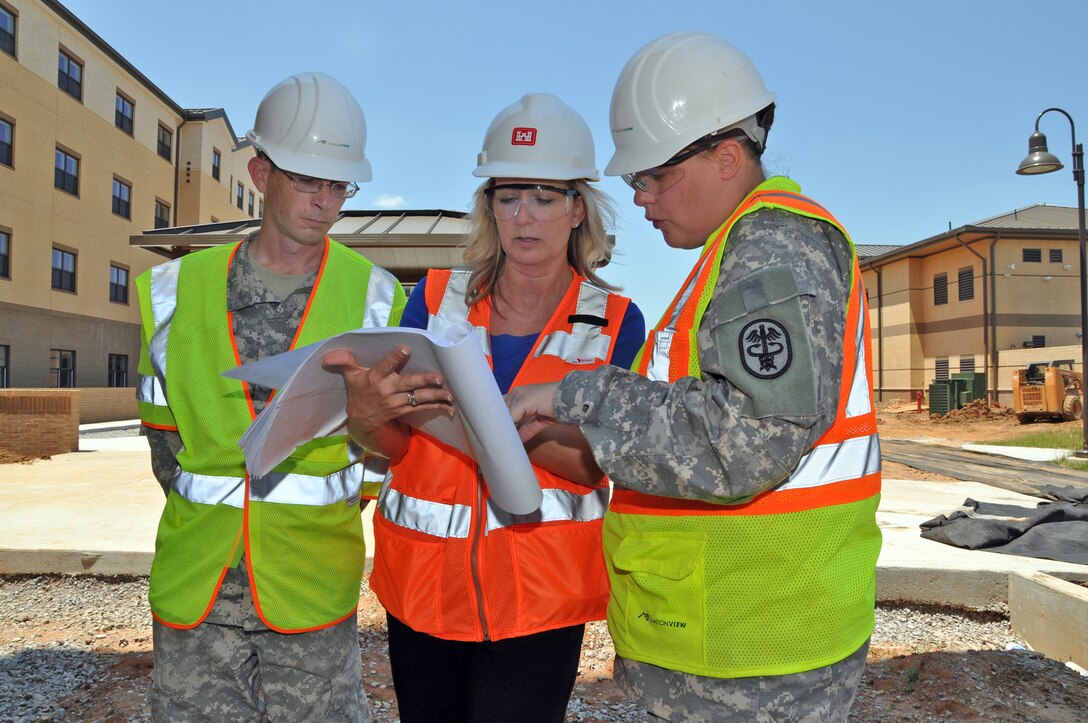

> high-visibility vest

[
  {"left": 370, "top": 268, "right": 632, "bottom": 641},
  {"left": 606, "top": 177, "right": 882, "bottom": 678},
  {"left": 135, "top": 238, "right": 404, "bottom": 632}
]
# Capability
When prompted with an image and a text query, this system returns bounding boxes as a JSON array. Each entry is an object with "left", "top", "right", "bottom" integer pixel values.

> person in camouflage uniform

[
  {"left": 136, "top": 73, "right": 404, "bottom": 722},
  {"left": 507, "top": 32, "right": 881, "bottom": 722}
]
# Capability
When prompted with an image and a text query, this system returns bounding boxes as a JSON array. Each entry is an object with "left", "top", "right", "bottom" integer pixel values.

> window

[
  {"left": 1050, "top": 248, "right": 1063, "bottom": 263},
  {"left": 0, "top": 345, "right": 8, "bottom": 388},
  {"left": 1032, "top": 335, "right": 1046, "bottom": 349},
  {"left": 111, "top": 178, "right": 131, "bottom": 219},
  {"left": 115, "top": 93, "right": 134, "bottom": 135},
  {"left": 50, "top": 349, "right": 75, "bottom": 388},
  {"left": 108, "top": 353, "right": 128, "bottom": 388},
  {"left": 212, "top": 149, "right": 221, "bottom": 181},
  {"left": 259, "top": 199, "right": 264, "bottom": 218},
  {"left": 1022, "top": 248, "right": 1042, "bottom": 263},
  {"left": 933, "top": 273, "right": 948, "bottom": 306},
  {"left": 960, "top": 356, "right": 975, "bottom": 374},
  {"left": 0, "top": 116, "right": 11, "bottom": 167},
  {"left": 109, "top": 264, "right": 128, "bottom": 303},
  {"left": 248, "top": 191, "right": 255, "bottom": 217},
  {"left": 157, "top": 124, "right": 172, "bottom": 160},
  {"left": 957, "top": 266, "right": 974, "bottom": 301},
  {"left": 236, "top": 182, "right": 245, "bottom": 210},
  {"left": 57, "top": 49, "right": 82, "bottom": 101},
  {"left": 0, "top": 5, "right": 14, "bottom": 57},
  {"left": 934, "top": 358, "right": 949, "bottom": 381},
  {"left": 51, "top": 248, "right": 75, "bottom": 291},
  {"left": 54, "top": 148, "right": 79, "bottom": 195},
  {"left": 154, "top": 199, "right": 170, "bottom": 229},
  {"left": 0, "top": 228, "right": 9, "bottom": 278}
]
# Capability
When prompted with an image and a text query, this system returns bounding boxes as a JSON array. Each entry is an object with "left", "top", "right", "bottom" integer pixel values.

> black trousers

[{"left": 386, "top": 613, "right": 585, "bottom": 723}]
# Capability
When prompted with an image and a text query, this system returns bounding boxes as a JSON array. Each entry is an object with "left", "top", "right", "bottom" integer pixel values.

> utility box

[
  {"left": 952, "top": 372, "right": 986, "bottom": 402},
  {"left": 929, "top": 380, "right": 952, "bottom": 415}
]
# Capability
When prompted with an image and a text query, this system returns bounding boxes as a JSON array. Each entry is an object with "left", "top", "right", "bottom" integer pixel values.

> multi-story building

[
  {"left": 0, "top": 0, "right": 261, "bottom": 403},
  {"left": 861, "top": 204, "right": 1083, "bottom": 404}
]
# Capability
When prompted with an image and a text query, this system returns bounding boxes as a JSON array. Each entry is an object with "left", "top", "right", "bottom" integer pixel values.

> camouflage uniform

[
  {"left": 555, "top": 208, "right": 869, "bottom": 720},
  {"left": 145, "top": 233, "right": 371, "bottom": 722}
]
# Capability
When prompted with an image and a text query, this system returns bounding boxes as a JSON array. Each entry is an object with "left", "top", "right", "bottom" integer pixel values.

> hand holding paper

[{"left": 223, "top": 323, "right": 543, "bottom": 515}]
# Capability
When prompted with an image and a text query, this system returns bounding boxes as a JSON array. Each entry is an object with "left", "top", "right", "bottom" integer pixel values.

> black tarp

[{"left": 919, "top": 487, "right": 1088, "bottom": 565}]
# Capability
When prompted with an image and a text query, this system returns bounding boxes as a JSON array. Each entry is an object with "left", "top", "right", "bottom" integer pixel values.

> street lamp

[{"left": 1016, "top": 107, "right": 1088, "bottom": 458}]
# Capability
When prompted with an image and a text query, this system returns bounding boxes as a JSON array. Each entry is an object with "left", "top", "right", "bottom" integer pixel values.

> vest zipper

[{"left": 470, "top": 465, "right": 490, "bottom": 641}]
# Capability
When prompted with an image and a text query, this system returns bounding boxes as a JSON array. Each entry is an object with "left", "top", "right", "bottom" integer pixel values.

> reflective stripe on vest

[
  {"left": 175, "top": 465, "right": 365, "bottom": 508},
  {"left": 432, "top": 270, "right": 491, "bottom": 355},
  {"left": 379, "top": 485, "right": 609, "bottom": 538},
  {"left": 363, "top": 265, "right": 400, "bottom": 330},
  {"left": 429, "top": 269, "right": 616, "bottom": 365},
  {"left": 533, "top": 282, "right": 612, "bottom": 362},
  {"left": 136, "top": 259, "right": 182, "bottom": 408}
]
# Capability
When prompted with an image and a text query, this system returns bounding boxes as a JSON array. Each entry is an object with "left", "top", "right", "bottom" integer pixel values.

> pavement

[{"left": 2, "top": 422, "right": 1087, "bottom": 611}]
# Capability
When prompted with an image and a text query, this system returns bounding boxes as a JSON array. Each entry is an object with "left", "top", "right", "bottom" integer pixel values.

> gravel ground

[{"left": 4, "top": 574, "right": 1083, "bottom": 722}]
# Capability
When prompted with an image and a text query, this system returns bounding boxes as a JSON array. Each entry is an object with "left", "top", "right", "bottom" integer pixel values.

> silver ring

[{"left": 407, "top": 389, "right": 419, "bottom": 407}]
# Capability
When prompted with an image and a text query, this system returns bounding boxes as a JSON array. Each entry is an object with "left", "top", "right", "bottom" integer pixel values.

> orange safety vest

[
  {"left": 606, "top": 179, "right": 882, "bottom": 677},
  {"left": 371, "top": 268, "right": 632, "bottom": 642}
]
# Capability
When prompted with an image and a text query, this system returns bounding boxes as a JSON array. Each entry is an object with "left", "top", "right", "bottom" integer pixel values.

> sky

[{"left": 60, "top": 0, "right": 1088, "bottom": 324}]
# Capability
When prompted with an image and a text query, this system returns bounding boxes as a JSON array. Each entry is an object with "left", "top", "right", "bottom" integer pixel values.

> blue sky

[{"left": 62, "top": 0, "right": 1088, "bottom": 324}]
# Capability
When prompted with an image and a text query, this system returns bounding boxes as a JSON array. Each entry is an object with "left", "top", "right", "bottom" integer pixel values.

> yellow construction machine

[{"left": 1011, "top": 359, "right": 1084, "bottom": 423}]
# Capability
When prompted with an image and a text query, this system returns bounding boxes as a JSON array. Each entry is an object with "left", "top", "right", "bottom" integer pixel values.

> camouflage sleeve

[
  {"left": 144, "top": 426, "right": 184, "bottom": 497},
  {"left": 555, "top": 209, "right": 853, "bottom": 503}
]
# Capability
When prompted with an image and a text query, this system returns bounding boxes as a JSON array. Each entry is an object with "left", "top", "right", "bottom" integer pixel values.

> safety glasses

[
  {"left": 485, "top": 184, "right": 579, "bottom": 221},
  {"left": 273, "top": 164, "right": 359, "bottom": 199},
  {"left": 621, "top": 136, "right": 726, "bottom": 196}
]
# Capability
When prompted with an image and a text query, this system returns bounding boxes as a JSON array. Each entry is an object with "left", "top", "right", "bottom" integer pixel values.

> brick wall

[
  {"left": 0, "top": 389, "right": 80, "bottom": 456},
  {"left": 79, "top": 387, "right": 138, "bottom": 424}
]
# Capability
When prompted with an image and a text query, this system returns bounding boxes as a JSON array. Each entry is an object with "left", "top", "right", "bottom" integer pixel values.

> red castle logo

[{"left": 511, "top": 127, "right": 537, "bottom": 145}]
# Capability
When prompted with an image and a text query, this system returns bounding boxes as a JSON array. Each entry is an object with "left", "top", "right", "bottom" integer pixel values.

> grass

[{"left": 986, "top": 425, "right": 1088, "bottom": 472}]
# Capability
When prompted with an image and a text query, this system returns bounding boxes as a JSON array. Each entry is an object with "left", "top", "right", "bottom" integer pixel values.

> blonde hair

[{"left": 461, "top": 179, "right": 620, "bottom": 306}]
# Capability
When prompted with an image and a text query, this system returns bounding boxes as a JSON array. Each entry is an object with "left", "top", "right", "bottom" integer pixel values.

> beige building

[
  {"left": 0, "top": 0, "right": 261, "bottom": 392},
  {"left": 860, "top": 205, "right": 1083, "bottom": 404}
]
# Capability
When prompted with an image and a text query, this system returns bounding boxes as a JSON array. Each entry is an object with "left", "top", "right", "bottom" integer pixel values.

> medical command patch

[{"left": 739, "top": 318, "right": 792, "bottom": 379}]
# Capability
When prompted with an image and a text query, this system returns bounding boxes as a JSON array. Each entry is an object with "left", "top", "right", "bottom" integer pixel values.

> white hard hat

[
  {"left": 245, "top": 72, "right": 372, "bottom": 182},
  {"left": 604, "top": 31, "right": 777, "bottom": 177},
  {"left": 474, "top": 93, "right": 599, "bottom": 181}
]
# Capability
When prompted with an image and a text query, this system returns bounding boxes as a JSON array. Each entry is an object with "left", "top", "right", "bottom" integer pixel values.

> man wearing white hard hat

[
  {"left": 136, "top": 72, "right": 404, "bottom": 721},
  {"left": 508, "top": 31, "right": 880, "bottom": 720}
]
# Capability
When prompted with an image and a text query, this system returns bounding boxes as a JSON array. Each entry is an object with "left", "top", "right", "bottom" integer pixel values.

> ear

[
  {"left": 714, "top": 139, "right": 746, "bottom": 182},
  {"left": 249, "top": 155, "right": 271, "bottom": 193},
  {"left": 570, "top": 195, "right": 587, "bottom": 229}
]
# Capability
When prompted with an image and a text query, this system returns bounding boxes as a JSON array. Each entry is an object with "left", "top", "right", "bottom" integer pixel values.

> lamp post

[{"left": 1016, "top": 107, "right": 1088, "bottom": 458}]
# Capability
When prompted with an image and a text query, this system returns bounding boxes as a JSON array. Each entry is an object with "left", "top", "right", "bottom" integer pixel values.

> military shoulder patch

[{"left": 739, "top": 318, "right": 792, "bottom": 379}]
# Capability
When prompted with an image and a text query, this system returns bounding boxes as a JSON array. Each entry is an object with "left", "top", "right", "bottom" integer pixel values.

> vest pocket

[{"left": 609, "top": 531, "right": 705, "bottom": 668}]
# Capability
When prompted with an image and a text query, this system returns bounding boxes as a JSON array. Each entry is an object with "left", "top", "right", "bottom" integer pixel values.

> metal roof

[
  {"left": 130, "top": 209, "right": 470, "bottom": 282},
  {"left": 969, "top": 204, "right": 1081, "bottom": 231},
  {"left": 855, "top": 244, "right": 901, "bottom": 260},
  {"left": 859, "top": 204, "right": 1080, "bottom": 267}
]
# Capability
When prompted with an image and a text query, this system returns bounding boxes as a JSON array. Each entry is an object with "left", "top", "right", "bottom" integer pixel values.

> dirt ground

[{"left": 8, "top": 400, "right": 1088, "bottom": 721}]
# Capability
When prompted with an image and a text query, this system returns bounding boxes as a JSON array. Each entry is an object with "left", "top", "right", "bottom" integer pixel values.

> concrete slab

[
  {"left": 961, "top": 443, "right": 1073, "bottom": 462},
  {"left": 1010, "top": 571, "right": 1088, "bottom": 668},
  {"left": 2, "top": 429, "right": 1086, "bottom": 612}
]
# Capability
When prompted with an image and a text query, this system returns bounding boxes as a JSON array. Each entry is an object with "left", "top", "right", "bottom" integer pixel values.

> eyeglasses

[
  {"left": 485, "top": 184, "right": 579, "bottom": 221},
  {"left": 273, "top": 164, "right": 359, "bottom": 199},
  {"left": 621, "top": 136, "right": 726, "bottom": 196}
]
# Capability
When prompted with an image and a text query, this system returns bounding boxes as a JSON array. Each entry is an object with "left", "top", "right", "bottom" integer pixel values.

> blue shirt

[{"left": 401, "top": 275, "right": 645, "bottom": 394}]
